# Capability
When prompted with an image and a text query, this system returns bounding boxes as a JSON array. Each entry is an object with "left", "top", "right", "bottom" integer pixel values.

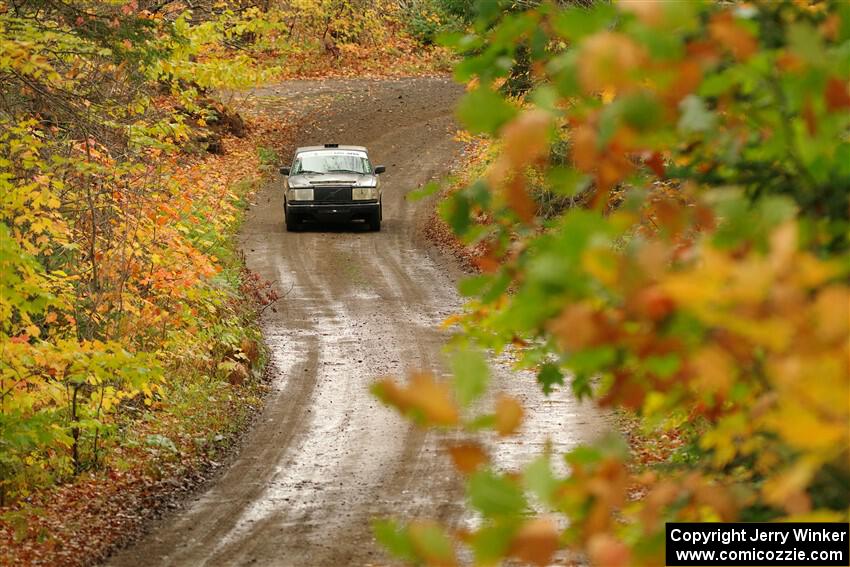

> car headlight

[
  {"left": 352, "top": 187, "right": 378, "bottom": 200},
  {"left": 288, "top": 188, "right": 314, "bottom": 201}
]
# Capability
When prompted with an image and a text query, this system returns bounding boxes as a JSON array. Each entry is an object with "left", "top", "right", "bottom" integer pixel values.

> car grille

[{"left": 312, "top": 186, "right": 352, "bottom": 203}]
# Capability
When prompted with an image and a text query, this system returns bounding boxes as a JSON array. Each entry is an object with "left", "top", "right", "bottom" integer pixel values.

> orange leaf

[
  {"left": 665, "top": 60, "right": 703, "bottom": 103},
  {"left": 549, "top": 302, "right": 615, "bottom": 351},
  {"left": 620, "top": 1, "right": 664, "bottom": 27},
  {"left": 494, "top": 393, "right": 523, "bottom": 436},
  {"left": 505, "top": 176, "right": 536, "bottom": 224},
  {"left": 587, "top": 533, "right": 631, "bottom": 567},
  {"left": 502, "top": 110, "right": 551, "bottom": 168},
  {"left": 444, "top": 442, "right": 489, "bottom": 474},
  {"left": 630, "top": 284, "right": 675, "bottom": 322},
  {"left": 509, "top": 517, "right": 560, "bottom": 566},
  {"left": 578, "top": 32, "right": 646, "bottom": 94},
  {"left": 571, "top": 123, "right": 598, "bottom": 173},
  {"left": 709, "top": 11, "right": 757, "bottom": 61},
  {"left": 473, "top": 254, "right": 501, "bottom": 274},
  {"left": 599, "top": 370, "right": 646, "bottom": 410},
  {"left": 408, "top": 372, "right": 461, "bottom": 426},
  {"left": 777, "top": 51, "right": 804, "bottom": 72},
  {"left": 373, "top": 378, "right": 412, "bottom": 412}
]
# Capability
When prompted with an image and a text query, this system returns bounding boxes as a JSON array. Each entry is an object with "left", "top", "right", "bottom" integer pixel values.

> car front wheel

[
  {"left": 368, "top": 203, "right": 381, "bottom": 232},
  {"left": 285, "top": 207, "right": 302, "bottom": 232}
]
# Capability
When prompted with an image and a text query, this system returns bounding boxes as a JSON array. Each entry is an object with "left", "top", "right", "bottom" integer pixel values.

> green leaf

[
  {"left": 537, "top": 363, "right": 564, "bottom": 394},
  {"left": 410, "top": 522, "right": 455, "bottom": 563},
  {"left": 551, "top": 3, "right": 617, "bottom": 42},
  {"left": 678, "top": 95, "right": 716, "bottom": 134},
  {"left": 620, "top": 91, "right": 663, "bottom": 132},
  {"left": 466, "top": 413, "right": 497, "bottom": 431},
  {"left": 458, "top": 274, "right": 492, "bottom": 297},
  {"left": 372, "top": 519, "right": 417, "bottom": 563},
  {"left": 452, "top": 347, "right": 490, "bottom": 407},
  {"left": 407, "top": 180, "right": 441, "bottom": 202},
  {"left": 644, "top": 354, "right": 681, "bottom": 378},
  {"left": 699, "top": 69, "right": 737, "bottom": 97},
  {"left": 481, "top": 272, "right": 511, "bottom": 303},
  {"left": 566, "top": 434, "right": 629, "bottom": 467},
  {"left": 472, "top": 521, "right": 517, "bottom": 564},
  {"left": 565, "top": 445, "right": 603, "bottom": 467},
  {"left": 567, "top": 345, "right": 617, "bottom": 374},
  {"left": 440, "top": 191, "right": 471, "bottom": 236},
  {"left": 788, "top": 23, "right": 824, "bottom": 64},
  {"left": 468, "top": 470, "right": 527, "bottom": 518},
  {"left": 145, "top": 434, "right": 177, "bottom": 453},
  {"left": 546, "top": 167, "right": 590, "bottom": 198},
  {"left": 456, "top": 88, "right": 517, "bottom": 134},
  {"left": 524, "top": 455, "right": 559, "bottom": 505},
  {"left": 529, "top": 85, "right": 560, "bottom": 113}
]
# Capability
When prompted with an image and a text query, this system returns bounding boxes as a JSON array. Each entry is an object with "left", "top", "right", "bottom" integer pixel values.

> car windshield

[{"left": 292, "top": 152, "right": 371, "bottom": 175}]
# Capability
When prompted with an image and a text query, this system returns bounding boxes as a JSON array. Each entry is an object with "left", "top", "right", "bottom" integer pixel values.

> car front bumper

[{"left": 287, "top": 200, "right": 379, "bottom": 220}]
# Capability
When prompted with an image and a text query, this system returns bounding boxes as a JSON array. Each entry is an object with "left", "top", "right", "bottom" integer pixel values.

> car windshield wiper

[
  {"left": 297, "top": 170, "right": 324, "bottom": 175},
  {"left": 327, "top": 169, "right": 363, "bottom": 174}
]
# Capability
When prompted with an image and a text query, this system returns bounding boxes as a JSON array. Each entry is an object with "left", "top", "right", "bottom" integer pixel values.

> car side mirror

[
  {"left": 280, "top": 166, "right": 290, "bottom": 175},
  {"left": 374, "top": 165, "right": 386, "bottom": 174}
]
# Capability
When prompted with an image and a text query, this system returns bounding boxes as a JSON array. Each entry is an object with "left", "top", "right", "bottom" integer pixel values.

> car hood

[{"left": 288, "top": 173, "right": 376, "bottom": 187}]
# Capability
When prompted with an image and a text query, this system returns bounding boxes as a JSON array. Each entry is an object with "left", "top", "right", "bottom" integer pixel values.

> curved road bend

[{"left": 106, "top": 77, "right": 607, "bottom": 567}]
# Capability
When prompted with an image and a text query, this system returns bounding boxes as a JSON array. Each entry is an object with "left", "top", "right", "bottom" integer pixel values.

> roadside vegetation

[
  {"left": 374, "top": 1, "right": 850, "bottom": 565},
  {"left": 0, "top": 0, "right": 448, "bottom": 563}
]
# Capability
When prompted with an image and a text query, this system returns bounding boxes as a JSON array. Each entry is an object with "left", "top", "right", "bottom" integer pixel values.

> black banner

[{"left": 666, "top": 522, "right": 849, "bottom": 566}]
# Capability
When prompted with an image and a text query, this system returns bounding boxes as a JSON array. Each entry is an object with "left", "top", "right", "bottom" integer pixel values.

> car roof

[{"left": 295, "top": 144, "right": 368, "bottom": 154}]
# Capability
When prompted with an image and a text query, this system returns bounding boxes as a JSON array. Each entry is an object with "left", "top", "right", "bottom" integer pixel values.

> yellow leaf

[
  {"left": 764, "top": 399, "right": 847, "bottom": 453},
  {"left": 691, "top": 346, "right": 735, "bottom": 396},
  {"left": 762, "top": 459, "right": 817, "bottom": 514},
  {"left": 812, "top": 285, "right": 849, "bottom": 344}
]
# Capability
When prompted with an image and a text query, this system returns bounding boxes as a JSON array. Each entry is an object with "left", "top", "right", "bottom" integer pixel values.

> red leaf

[
  {"left": 645, "top": 151, "right": 665, "bottom": 178},
  {"left": 825, "top": 77, "right": 850, "bottom": 112}
]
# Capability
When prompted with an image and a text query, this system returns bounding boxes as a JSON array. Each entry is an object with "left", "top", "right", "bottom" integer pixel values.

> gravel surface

[{"left": 105, "top": 77, "right": 607, "bottom": 567}]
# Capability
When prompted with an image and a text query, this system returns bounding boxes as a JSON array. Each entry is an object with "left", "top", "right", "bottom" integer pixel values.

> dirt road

[{"left": 106, "top": 77, "right": 606, "bottom": 566}]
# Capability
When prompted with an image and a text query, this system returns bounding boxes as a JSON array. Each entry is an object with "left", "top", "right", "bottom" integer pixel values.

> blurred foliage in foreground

[{"left": 374, "top": 1, "right": 850, "bottom": 565}]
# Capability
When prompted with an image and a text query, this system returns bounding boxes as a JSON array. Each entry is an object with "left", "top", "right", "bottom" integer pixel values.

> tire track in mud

[{"left": 106, "top": 77, "right": 607, "bottom": 567}]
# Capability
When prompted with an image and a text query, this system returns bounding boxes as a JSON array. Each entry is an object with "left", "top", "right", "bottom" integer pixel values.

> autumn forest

[{"left": 1, "top": 1, "right": 849, "bottom": 566}]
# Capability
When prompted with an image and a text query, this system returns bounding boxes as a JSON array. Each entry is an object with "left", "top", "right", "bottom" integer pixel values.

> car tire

[
  {"left": 368, "top": 205, "right": 381, "bottom": 232},
  {"left": 285, "top": 208, "right": 301, "bottom": 232}
]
